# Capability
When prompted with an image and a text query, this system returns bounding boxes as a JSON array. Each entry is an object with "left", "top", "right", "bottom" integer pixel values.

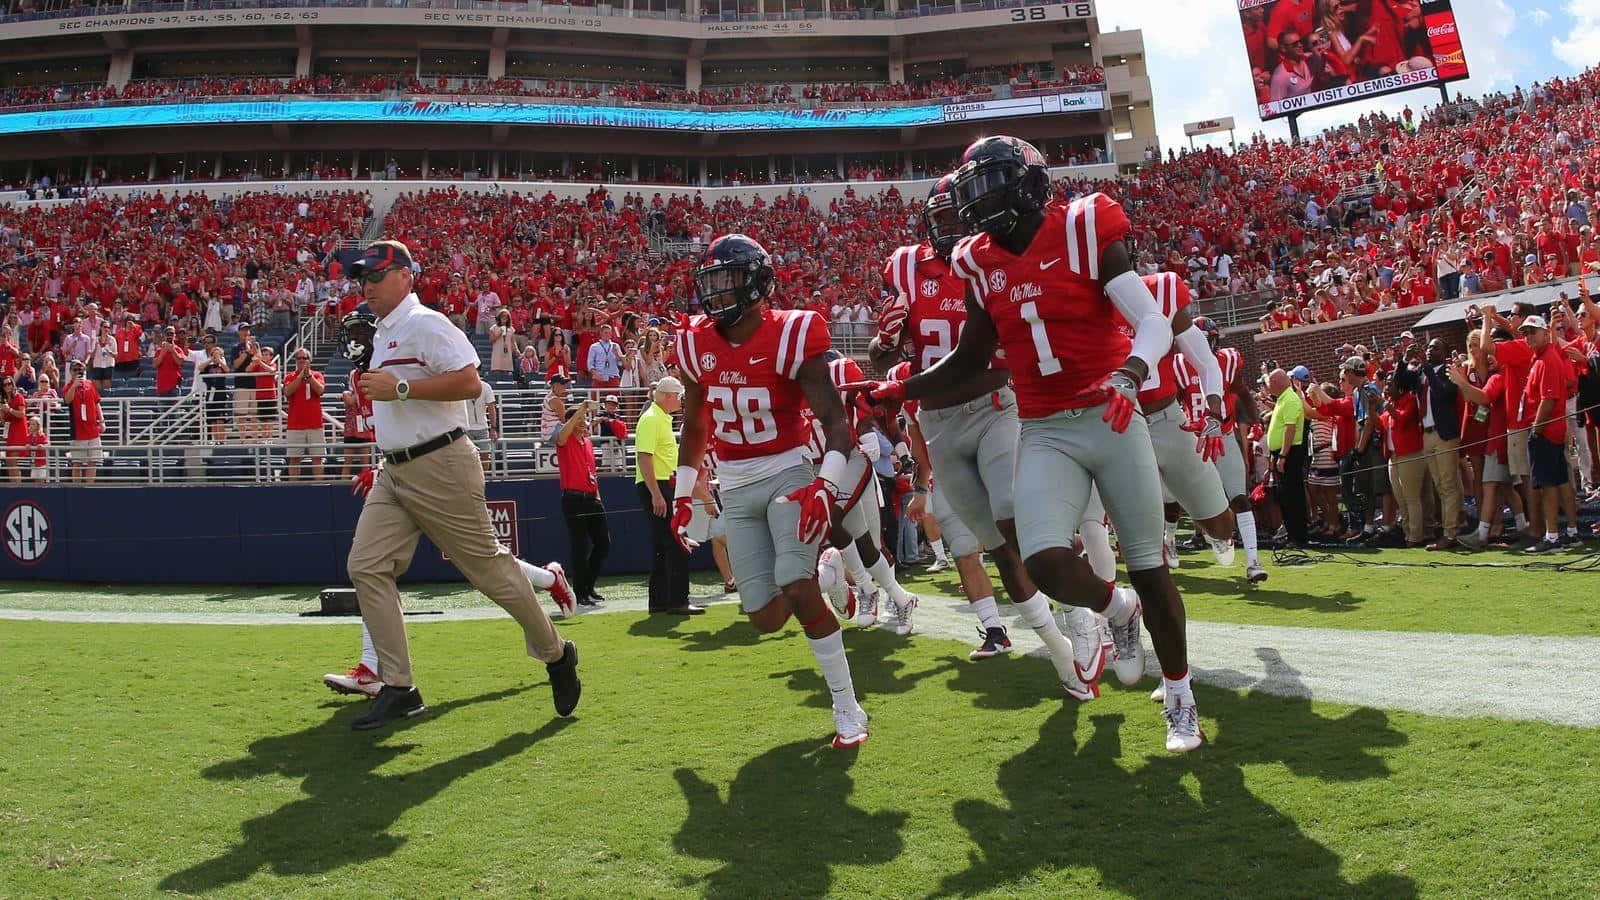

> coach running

[{"left": 345, "top": 239, "right": 581, "bottom": 730}]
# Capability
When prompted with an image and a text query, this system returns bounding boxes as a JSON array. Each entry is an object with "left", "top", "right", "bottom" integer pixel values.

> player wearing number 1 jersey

[
  {"left": 854, "top": 136, "right": 1203, "bottom": 752},
  {"left": 867, "top": 175, "right": 1098, "bottom": 691},
  {"left": 671, "top": 234, "right": 871, "bottom": 749}
]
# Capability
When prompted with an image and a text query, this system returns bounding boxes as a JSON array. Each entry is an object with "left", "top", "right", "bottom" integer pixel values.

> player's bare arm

[
  {"left": 902, "top": 292, "right": 998, "bottom": 402},
  {"left": 797, "top": 355, "right": 854, "bottom": 458},
  {"left": 677, "top": 375, "right": 710, "bottom": 473}
]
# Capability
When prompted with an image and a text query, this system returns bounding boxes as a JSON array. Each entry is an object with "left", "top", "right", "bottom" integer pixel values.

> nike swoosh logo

[
  {"left": 1040, "top": 258, "right": 1061, "bottom": 270},
  {"left": 749, "top": 357, "right": 767, "bottom": 365}
]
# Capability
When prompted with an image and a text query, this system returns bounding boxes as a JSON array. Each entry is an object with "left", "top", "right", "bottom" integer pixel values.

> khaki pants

[
  {"left": 1389, "top": 452, "right": 1428, "bottom": 543},
  {"left": 1421, "top": 431, "right": 1463, "bottom": 539},
  {"left": 348, "top": 435, "right": 563, "bottom": 687}
]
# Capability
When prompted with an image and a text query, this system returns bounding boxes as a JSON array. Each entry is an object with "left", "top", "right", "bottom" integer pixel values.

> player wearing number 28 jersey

[
  {"left": 671, "top": 233, "right": 871, "bottom": 749},
  {"left": 867, "top": 174, "right": 1098, "bottom": 692},
  {"left": 855, "top": 136, "right": 1204, "bottom": 752}
]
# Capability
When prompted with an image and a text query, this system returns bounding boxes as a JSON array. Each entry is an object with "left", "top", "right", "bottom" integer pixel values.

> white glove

[{"left": 857, "top": 433, "right": 881, "bottom": 462}]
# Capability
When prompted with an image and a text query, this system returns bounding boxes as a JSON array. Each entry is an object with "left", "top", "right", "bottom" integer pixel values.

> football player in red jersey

[
  {"left": 852, "top": 136, "right": 1202, "bottom": 752},
  {"left": 869, "top": 176, "right": 1100, "bottom": 691},
  {"left": 804, "top": 349, "right": 922, "bottom": 634},
  {"left": 670, "top": 234, "right": 871, "bottom": 749},
  {"left": 1121, "top": 272, "right": 1238, "bottom": 569},
  {"left": 1178, "top": 315, "right": 1268, "bottom": 585}
]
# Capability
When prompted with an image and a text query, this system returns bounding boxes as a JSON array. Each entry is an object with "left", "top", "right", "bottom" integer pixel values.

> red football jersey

[
  {"left": 1174, "top": 347, "right": 1245, "bottom": 433},
  {"left": 950, "top": 194, "right": 1131, "bottom": 418},
  {"left": 675, "top": 308, "right": 829, "bottom": 462},
  {"left": 882, "top": 243, "right": 970, "bottom": 373},
  {"left": 1109, "top": 271, "right": 1193, "bottom": 407},
  {"left": 803, "top": 355, "right": 867, "bottom": 455}
]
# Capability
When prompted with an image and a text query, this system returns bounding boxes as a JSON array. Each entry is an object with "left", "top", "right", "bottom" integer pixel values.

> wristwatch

[{"left": 395, "top": 379, "right": 411, "bottom": 402}]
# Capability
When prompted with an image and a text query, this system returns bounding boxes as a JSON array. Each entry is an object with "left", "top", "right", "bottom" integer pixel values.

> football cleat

[
  {"left": 856, "top": 589, "right": 882, "bottom": 628},
  {"left": 1208, "top": 536, "right": 1236, "bottom": 567},
  {"left": 892, "top": 594, "right": 918, "bottom": 637},
  {"left": 969, "top": 626, "right": 1012, "bottom": 660},
  {"left": 1246, "top": 562, "right": 1268, "bottom": 584},
  {"left": 1164, "top": 696, "right": 1205, "bottom": 753},
  {"left": 926, "top": 557, "right": 951, "bottom": 574},
  {"left": 1061, "top": 667, "right": 1100, "bottom": 703},
  {"left": 831, "top": 705, "right": 870, "bottom": 749},
  {"left": 1066, "top": 606, "right": 1108, "bottom": 684},
  {"left": 1163, "top": 531, "right": 1180, "bottom": 569},
  {"left": 545, "top": 561, "right": 577, "bottom": 617},
  {"left": 1107, "top": 587, "right": 1146, "bottom": 686},
  {"left": 1149, "top": 683, "right": 1166, "bottom": 703},
  {"left": 324, "top": 663, "right": 382, "bottom": 698}
]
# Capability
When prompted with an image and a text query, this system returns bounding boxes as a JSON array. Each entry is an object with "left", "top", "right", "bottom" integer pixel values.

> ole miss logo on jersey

[{"left": 675, "top": 308, "right": 830, "bottom": 461}]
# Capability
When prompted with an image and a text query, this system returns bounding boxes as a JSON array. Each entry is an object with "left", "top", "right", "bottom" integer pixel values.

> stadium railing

[{"left": 1193, "top": 289, "right": 1280, "bottom": 330}]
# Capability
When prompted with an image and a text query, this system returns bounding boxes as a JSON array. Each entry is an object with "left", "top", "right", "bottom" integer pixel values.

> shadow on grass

[
  {"left": 770, "top": 627, "right": 959, "bottom": 708},
  {"left": 158, "top": 686, "right": 569, "bottom": 894},
  {"left": 625, "top": 608, "right": 771, "bottom": 653},
  {"left": 673, "top": 739, "right": 908, "bottom": 899},
  {"left": 937, "top": 649, "right": 1414, "bottom": 897},
  {"left": 1175, "top": 572, "right": 1366, "bottom": 614}
]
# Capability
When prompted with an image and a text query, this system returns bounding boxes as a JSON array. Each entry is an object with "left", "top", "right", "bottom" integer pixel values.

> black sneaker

[
  {"left": 968, "top": 626, "right": 1012, "bottom": 660},
  {"left": 547, "top": 640, "right": 581, "bottom": 717},
  {"left": 576, "top": 595, "right": 602, "bottom": 608},
  {"left": 351, "top": 685, "right": 426, "bottom": 731},
  {"left": 587, "top": 591, "right": 608, "bottom": 604},
  {"left": 1523, "top": 538, "right": 1563, "bottom": 555},
  {"left": 1561, "top": 532, "right": 1584, "bottom": 547}
]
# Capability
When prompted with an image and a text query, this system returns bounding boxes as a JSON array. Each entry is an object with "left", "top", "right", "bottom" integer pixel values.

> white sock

[
  {"left": 1515, "top": 513, "right": 1529, "bottom": 531},
  {"left": 970, "top": 595, "right": 1003, "bottom": 631},
  {"left": 1567, "top": 525, "right": 1580, "bottom": 537},
  {"left": 806, "top": 629, "right": 858, "bottom": 711},
  {"left": 359, "top": 623, "right": 378, "bottom": 672},
  {"left": 867, "top": 554, "right": 915, "bottom": 607},
  {"left": 1015, "top": 592, "right": 1077, "bottom": 681},
  {"left": 1079, "top": 519, "right": 1117, "bottom": 582},
  {"left": 842, "top": 543, "right": 873, "bottom": 591},
  {"left": 1546, "top": 531, "right": 1560, "bottom": 543},
  {"left": 929, "top": 537, "right": 949, "bottom": 563},
  {"left": 1163, "top": 669, "right": 1194, "bottom": 705},
  {"left": 1236, "top": 510, "right": 1260, "bottom": 565},
  {"left": 517, "top": 558, "right": 556, "bottom": 589},
  {"left": 1477, "top": 520, "right": 1491, "bottom": 541},
  {"left": 1101, "top": 585, "right": 1136, "bottom": 627},
  {"left": 1163, "top": 520, "right": 1178, "bottom": 544}
]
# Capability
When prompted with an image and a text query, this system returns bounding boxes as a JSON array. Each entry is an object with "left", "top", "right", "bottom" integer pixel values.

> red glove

[
  {"left": 875, "top": 295, "right": 909, "bottom": 348},
  {"left": 784, "top": 476, "right": 835, "bottom": 544},
  {"left": 1073, "top": 369, "right": 1140, "bottom": 433},
  {"left": 839, "top": 380, "right": 906, "bottom": 410},
  {"left": 670, "top": 496, "right": 698, "bottom": 553},
  {"left": 351, "top": 466, "right": 379, "bottom": 498},
  {"left": 1182, "top": 411, "right": 1229, "bottom": 463}
]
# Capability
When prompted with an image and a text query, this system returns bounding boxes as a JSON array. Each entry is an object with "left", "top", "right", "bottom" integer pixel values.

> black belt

[
  {"left": 563, "top": 489, "right": 599, "bottom": 499},
  {"left": 383, "top": 428, "right": 464, "bottom": 466}
]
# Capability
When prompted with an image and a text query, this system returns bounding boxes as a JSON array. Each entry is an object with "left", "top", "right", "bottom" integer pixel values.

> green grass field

[{"left": 4, "top": 581, "right": 1600, "bottom": 897}]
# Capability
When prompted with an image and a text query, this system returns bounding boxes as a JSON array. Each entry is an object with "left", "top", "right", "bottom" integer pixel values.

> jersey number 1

[
  {"left": 706, "top": 386, "right": 777, "bottom": 445},
  {"left": 1019, "top": 301, "right": 1063, "bottom": 376}
]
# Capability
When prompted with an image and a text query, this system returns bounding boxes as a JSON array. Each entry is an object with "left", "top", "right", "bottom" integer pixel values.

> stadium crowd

[{"left": 0, "top": 64, "right": 1106, "bottom": 112}]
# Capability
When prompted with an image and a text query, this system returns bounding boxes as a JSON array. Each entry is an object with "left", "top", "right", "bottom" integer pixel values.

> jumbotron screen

[{"left": 1240, "top": 0, "right": 1469, "bottom": 120}]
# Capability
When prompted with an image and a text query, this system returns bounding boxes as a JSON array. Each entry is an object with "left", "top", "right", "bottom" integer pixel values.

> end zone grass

[{"left": 4, "top": 606, "right": 1598, "bottom": 897}]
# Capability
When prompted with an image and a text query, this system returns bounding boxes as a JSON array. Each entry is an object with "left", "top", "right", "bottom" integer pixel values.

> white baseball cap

[
  {"left": 653, "top": 375, "right": 685, "bottom": 395},
  {"left": 1518, "top": 315, "right": 1549, "bottom": 332}
]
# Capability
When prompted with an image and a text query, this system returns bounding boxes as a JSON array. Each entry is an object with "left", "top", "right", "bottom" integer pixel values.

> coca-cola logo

[{"left": 1427, "top": 21, "right": 1456, "bottom": 38}]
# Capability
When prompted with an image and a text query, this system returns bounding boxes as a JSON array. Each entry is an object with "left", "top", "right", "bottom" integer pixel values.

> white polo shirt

[
  {"left": 464, "top": 382, "right": 495, "bottom": 433},
  {"left": 370, "top": 293, "right": 480, "bottom": 451}
]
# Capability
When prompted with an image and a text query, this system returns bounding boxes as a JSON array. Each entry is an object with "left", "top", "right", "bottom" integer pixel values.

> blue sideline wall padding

[{"left": 0, "top": 476, "right": 707, "bottom": 585}]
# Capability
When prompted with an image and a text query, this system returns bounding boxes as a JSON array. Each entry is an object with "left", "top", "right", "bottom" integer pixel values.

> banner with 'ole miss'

[{"left": 1239, "top": 0, "right": 1471, "bottom": 121}]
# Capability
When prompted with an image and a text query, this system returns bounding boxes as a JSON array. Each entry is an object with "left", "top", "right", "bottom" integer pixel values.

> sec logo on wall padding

[{"left": 4, "top": 500, "right": 50, "bottom": 564}]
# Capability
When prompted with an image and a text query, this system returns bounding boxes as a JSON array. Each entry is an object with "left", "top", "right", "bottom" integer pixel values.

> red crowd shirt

[
  {"left": 70, "top": 381, "right": 103, "bottom": 441},
  {"left": 154, "top": 344, "right": 183, "bottom": 393},
  {"left": 1524, "top": 344, "right": 1575, "bottom": 442},
  {"left": 115, "top": 324, "right": 142, "bottom": 364},
  {"left": 556, "top": 431, "right": 599, "bottom": 494},
  {"left": 1380, "top": 392, "right": 1423, "bottom": 457},
  {"left": 4, "top": 393, "right": 26, "bottom": 445},
  {"left": 283, "top": 369, "right": 325, "bottom": 430},
  {"left": 343, "top": 379, "right": 375, "bottom": 440}
]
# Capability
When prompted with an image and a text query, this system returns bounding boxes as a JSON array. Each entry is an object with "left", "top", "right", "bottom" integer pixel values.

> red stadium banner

[{"left": 1240, "top": 0, "right": 1470, "bottom": 121}]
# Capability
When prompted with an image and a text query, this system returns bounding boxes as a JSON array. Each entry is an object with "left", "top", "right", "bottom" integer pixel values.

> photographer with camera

[
  {"left": 230, "top": 323, "right": 261, "bottom": 438},
  {"left": 282, "top": 348, "right": 325, "bottom": 481}
]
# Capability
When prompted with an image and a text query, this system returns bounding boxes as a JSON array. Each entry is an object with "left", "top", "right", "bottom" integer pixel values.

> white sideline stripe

[{"left": 5, "top": 591, "right": 1597, "bottom": 728}]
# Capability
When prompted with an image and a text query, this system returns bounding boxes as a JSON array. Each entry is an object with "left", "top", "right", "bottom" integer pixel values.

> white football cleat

[
  {"left": 855, "top": 589, "right": 882, "bottom": 628},
  {"left": 892, "top": 593, "right": 918, "bottom": 636},
  {"left": 1107, "top": 587, "right": 1146, "bottom": 686},
  {"left": 1246, "top": 562, "right": 1268, "bottom": 584},
  {"left": 545, "top": 561, "right": 577, "bottom": 617},
  {"left": 1061, "top": 666, "right": 1100, "bottom": 703},
  {"left": 925, "top": 557, "right": 950, "bottom": 574},
  {"left": 1163, "top": 530, "right": 1180, "bottom": 568},
  {"left": 831, "top": 705, "right": 870, "bottom": 749},
  {"left": 1208, "top": 536, "right": 1236, "bottom": 568},
  {"left": 323, "top": 663, "right": 382, "bottom": 697},
  {"left": 1066, "top": 606, "right": 1108, "bottom": 684},
  {"left": 1164, "top": 696, "right": 1205, "bottom": 753},
  {"left": 1149, "top": 683, "right": 1166, "bottom": 703}
]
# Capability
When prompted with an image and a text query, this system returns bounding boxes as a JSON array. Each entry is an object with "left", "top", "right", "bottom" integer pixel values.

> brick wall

[{"left": 1219, "top": 305, "right": 1468, "bottom": 385}]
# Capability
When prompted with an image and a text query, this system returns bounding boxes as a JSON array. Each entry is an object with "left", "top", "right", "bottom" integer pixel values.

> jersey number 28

[{"left": 705, "top": 386, "right": 777, "bottom": 445}]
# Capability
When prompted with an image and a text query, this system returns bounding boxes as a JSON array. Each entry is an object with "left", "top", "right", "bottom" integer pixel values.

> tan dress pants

[
  {"left": 1389, "top": 451, "right": 1428, "bottom": 543},
  {"left": 348, "top": 434, "right": 563, "bottom": 687},
  {"left": 1421, "top": 431, "right": 1462, "bottom": 539}
]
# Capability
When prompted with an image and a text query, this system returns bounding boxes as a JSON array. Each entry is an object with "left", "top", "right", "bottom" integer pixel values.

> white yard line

[{"left": 5, "top": 589, "right": 1597, "bottom": 727}]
